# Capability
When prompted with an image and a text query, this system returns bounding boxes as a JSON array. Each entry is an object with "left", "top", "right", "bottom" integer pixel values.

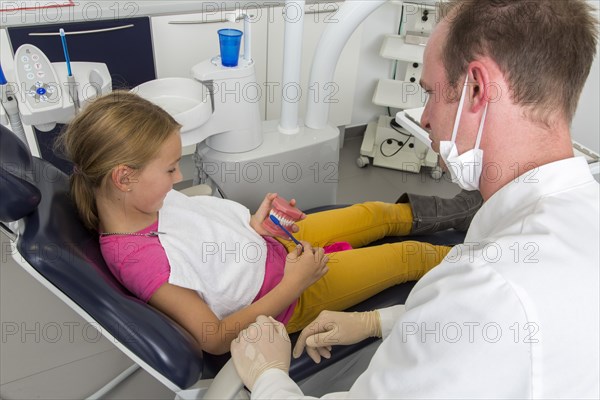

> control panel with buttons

[{"left": 13, "top": 44, "right": 74, "bottom": 129}]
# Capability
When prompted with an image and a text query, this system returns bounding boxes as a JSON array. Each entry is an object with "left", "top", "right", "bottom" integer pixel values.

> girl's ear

[
  {"left": 468, "top": 61, "right": 491, "bottom": 114},
  {"left": 111, "top": 165, "right": 133, "bottom": 192}
]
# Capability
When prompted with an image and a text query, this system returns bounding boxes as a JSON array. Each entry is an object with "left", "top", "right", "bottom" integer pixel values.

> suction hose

[{"left": 0, "top": 64, "right": 30, "bottom": 150}]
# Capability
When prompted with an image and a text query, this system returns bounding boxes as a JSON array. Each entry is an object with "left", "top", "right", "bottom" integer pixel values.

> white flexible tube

[
  {"left": 2, "top": 93, "right": 30, "bottom": 150},
  {"left": 278, "top": 0, "right": 305, "bottom": 135},
  {"left": 305, "top": 0, "right": 386, "bottom": 130},
  {"left": 7, "top": 109, "right": 27, "bottom": 148}
]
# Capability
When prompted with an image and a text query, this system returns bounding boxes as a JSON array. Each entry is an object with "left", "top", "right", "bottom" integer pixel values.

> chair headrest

[{"left": 0, "top": 125, "right": 41, "bottom": 222}]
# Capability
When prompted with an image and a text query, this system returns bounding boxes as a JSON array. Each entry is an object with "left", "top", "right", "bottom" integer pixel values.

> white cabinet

[
  {"left": 265, "top": 2, "right": 362, "bottom": 127},
  {"left": 358, "top": 2, "right": 439, "bottom": 175},
  {"left": 372, "top": 3, "right": 435, "bottom": 110},
  {"left": 151, "top": 10, "right": 269, "bottom": 119}
]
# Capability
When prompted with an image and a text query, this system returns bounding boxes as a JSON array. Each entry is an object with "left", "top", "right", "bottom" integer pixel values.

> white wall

[
  {"left": 571, "top": 0, "right": 600, "bottom": 153},
  {"left": 572, "top": 50, "right": 600, "bottom": 153}
]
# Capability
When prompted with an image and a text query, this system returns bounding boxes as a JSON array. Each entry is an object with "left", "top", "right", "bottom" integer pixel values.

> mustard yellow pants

[{"left": 276, "top": 202, "right": 452, "bottom": 333}]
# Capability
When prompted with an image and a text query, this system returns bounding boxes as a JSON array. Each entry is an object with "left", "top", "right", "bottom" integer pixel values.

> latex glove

[
  {"left": 293, "top": 310, "right": 382, "bottom": 363},
  {"left": 231, "top": 315, "right": 292, "bottom": 390}
]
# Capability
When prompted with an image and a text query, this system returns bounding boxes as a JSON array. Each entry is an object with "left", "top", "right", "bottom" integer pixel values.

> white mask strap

[
  {"left": 450, "top": 74, "right": 470, "bottom": 142},
  {"left": 474, "top": 101, "right": 489, "bottom": 150}
]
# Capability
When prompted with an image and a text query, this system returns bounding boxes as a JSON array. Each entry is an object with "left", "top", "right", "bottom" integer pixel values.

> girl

[{"left": 60, "top": 91, "right": 478, "bottom": 355}]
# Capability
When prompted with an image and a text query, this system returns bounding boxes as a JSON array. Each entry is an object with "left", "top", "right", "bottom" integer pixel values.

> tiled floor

[{"left": 0, "top": 135, "right": 461, "bottom": 399}]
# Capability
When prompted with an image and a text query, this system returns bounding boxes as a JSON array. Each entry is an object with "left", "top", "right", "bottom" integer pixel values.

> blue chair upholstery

[
  {"left": 0, "top": 124, "right": 465, "bottom": 391},
  {"left": 0, "top": 125, "right": 203, "bottom": 389},
  {"left": 0, "top": 128, "right": 40, "bottom": 223}
]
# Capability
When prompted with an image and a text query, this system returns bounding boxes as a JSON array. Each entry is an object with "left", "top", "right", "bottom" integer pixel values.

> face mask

[{"left": 439, "top": 74, "right": 489, "bottom": 191}]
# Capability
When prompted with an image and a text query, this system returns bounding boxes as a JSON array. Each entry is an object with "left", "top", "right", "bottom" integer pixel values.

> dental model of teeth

[
  {"left": 261, "top": 196, "right": 304, "bottom": 237},
  {"left": 269, "top": 210, "right": 294, "bottom": 228}
]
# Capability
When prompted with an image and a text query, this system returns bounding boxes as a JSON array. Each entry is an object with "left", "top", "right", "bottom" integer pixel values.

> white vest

[{"left": 158, "top": 190, "right": 267, "bottom": 319}]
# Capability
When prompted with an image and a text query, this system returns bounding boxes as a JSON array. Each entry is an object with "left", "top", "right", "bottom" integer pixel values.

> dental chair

[{"left": 0, "top": 125, "right": 465, "bottom": 399}]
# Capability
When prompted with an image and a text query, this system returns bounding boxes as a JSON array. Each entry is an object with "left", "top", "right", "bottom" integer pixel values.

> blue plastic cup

[{"left": 218, "top": 29, "right": 243, "bottom": 67}]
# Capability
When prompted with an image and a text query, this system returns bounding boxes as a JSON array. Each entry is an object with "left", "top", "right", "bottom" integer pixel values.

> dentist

[{"left": 231, "top": 0, "right": 600, "bottom": 398}]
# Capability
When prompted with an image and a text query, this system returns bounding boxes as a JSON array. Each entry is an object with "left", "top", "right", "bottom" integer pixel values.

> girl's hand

[
  {"left": 283, "top": 241, "right": 329, "bottom": 293},
  {"left": 250, "top": 193, "right": 306, "bottom": 236},
  {"left": 250, "top": 193, "right": 278, "bottom": 235}
]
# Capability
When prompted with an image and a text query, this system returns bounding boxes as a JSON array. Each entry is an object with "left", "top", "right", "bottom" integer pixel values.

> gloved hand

[
  {"left": 230, "top": 315, "right": 292, "bottom": 390},
  {"left": 292, "top": 310, "right": 382, "bottom": 363}
]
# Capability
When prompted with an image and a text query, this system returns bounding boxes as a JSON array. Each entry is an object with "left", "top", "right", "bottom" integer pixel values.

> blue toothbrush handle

[
  {"left": 0, "top": 64, "right": 7, "bottom": 85},
  {"left": 59, "top": 29, "right": 72, "bottom": 76},
  {"left": 269, "top": 215, "right": 303, "bottom": 249},
  {"left": 282, "top": 227, "right": 302, "bottom": 247}
]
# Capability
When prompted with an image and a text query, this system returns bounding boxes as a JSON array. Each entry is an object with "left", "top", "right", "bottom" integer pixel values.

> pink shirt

[{"left": 99, "top": 221, "right": 296, "bottom": 324}]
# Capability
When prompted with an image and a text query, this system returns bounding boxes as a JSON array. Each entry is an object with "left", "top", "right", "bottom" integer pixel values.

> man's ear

[
  {"left": 468, "top": 61, "right": 491, "bottom": 113},
  {"left": 111, "top": 165, "right": 133, "bottom": 192}
]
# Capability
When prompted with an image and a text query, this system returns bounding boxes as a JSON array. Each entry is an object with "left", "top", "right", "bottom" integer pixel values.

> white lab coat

[{"left": 252, "top": 157, "right": 600, "bottom": 399}]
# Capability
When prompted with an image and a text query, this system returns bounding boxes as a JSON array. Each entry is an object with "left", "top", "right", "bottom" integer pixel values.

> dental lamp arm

[{"left": 305, "top": 0, "right": 386, "bottom": 129}]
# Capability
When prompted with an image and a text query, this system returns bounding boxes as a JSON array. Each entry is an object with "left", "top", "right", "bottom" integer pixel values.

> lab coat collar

[{"left": 465, "top": 156, "right": 595, "bottom": 241}]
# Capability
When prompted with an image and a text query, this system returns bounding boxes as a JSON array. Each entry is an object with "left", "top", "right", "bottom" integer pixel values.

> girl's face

[{"left": 128, "top": 131, "right": 183, "bottom": 215}]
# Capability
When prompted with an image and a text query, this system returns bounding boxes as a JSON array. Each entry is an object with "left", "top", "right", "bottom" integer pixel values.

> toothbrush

[
  {"left": 59, "top": 28, "right": 79, "bottom": 110},
  {"left": 59, "top": 28, "right": 72, "bottom": 76},
  {"left": 269, "top": 214, "right": 303, "bottom": 251}
]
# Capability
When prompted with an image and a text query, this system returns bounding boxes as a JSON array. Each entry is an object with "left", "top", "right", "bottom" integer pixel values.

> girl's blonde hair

[{"left": 58, "top": 91, "right": 181, "bottom": 231}]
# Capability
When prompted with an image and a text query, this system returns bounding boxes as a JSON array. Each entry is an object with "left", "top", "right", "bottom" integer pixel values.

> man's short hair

[{"left": 439, "top": 0, "right": 598, "bottom": 124}]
